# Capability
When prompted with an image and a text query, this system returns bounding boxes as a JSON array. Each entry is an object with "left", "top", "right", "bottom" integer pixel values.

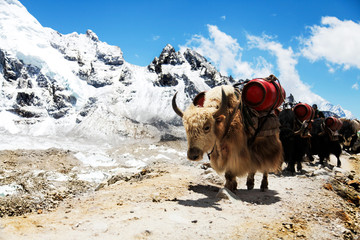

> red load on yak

[
  {"left": 242, "top": 77, "right": 286, "bottom": 112},
  {"left": 293, "top": 103, "right": 315, "bottom": 122},
  {"left": 325, "top": 116, "right": 343, "bottom": 131},
  {"left": 240, "top": 75, "right": 286, "bottom": 146}
]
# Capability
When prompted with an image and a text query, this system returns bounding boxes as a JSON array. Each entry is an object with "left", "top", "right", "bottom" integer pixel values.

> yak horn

[
  {"left": 213, "top": 87, "right": 227, "bottom": 118},
  {"left": 172, "top": 92, "right": 184, "bottom": 118},
  {"left": 294, "top": 120, "right": 308, "bottom": 135}
]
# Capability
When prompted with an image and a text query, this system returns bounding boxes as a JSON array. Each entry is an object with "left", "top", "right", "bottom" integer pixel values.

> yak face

[
  {"left": 182, "top": 108, "right": 218, "bottom": 160},
  {"left": 172, "top": 88, "right": 227, "bottom": 161},
  {"left": 342, "top": 134, "right": 358, "bottom": 147},
  {"left": 339, "top": 120, "right": 357, "bottom": 147}
]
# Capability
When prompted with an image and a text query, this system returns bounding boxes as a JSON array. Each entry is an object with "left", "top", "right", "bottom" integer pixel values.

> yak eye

[{"left": 204, "top": 124, "right": 211, "bottom": 133}]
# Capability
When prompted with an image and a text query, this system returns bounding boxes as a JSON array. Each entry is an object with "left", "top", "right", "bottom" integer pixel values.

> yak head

[
  {"left": 339, "top": 120, "right": 357, "bottom": 146},
  {"left": 172, "top": 88, "right": 228, "bottom": 161}
]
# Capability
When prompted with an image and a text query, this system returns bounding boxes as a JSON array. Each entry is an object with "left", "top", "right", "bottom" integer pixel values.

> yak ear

[
  {"left": 216, "top": 115, "right": 226, "bottom": 122},
  {"left": 193, "top": 91, "right": 206, "bottom": 107}
]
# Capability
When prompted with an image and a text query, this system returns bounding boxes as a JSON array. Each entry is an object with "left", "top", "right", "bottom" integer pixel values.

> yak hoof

[
  {"left": 296, "top": 163, "right": 302, "bottom": 172},
  {"left": 285, "top": 166, "right": 295, "bottom": 174},
  {"left": 260, "top": 180, "right": 268, "bottom": 192},
  {"left": 260, "top": 185, "right": 268, "bottom": 192},
  {"left": 225, "top": 180, "right": 237, "bottom": 192},
  {"left": 246, "top": 178, "right": 255, "bottom": 190},
  {"left": 246, "top": 182, "right": 254, "bottom": 190}
]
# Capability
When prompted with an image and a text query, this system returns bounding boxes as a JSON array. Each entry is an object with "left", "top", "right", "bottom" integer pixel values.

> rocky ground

[{"left": 0, "top": 140, "right": 360, "bottom": 240}]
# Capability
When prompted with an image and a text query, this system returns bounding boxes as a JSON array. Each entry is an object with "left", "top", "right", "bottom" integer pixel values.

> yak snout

[{"left": 187, "top": 147, "right": 203, "bottom": 161}]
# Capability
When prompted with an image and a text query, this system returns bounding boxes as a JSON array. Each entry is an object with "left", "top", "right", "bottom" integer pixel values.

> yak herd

[
  {"left": 279, "top": 104, "right": 360, "bottom": 173},
  {"left": 172, "top": 76, "right": 360, "bottom": 192}
]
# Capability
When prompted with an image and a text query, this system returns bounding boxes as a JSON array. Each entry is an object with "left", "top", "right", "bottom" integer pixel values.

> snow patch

[
  {"left": 0, "top": 183, "right": 22, "bottom": 196},
  {"left": 74, "top": 152, "right": 116, "bottom": 167}
]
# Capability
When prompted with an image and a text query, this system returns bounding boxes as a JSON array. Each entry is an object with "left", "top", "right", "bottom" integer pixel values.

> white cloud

[
  {"left": 152, "top": 35, "right": 160, "bottom": 41},
  {"left": 246, "top": 34, "right": 325, "bottom": 105},
  {"left": 180, "top": 25, "right": 327, "bottom": 106},
  {"left": 352, "top": 82, "right": 359, "bottom": 90},
  {"left": 301, "top": 17, "right": 360, "bottom": 70},
  {"left": 221, "top": 16, "right": 226, "bottom": 20},
  {"left": 180, "top": 24, "right": 272, "bottom": 79},
  {"left": 325, "top": 63, "right": 335, "bottom": 73}
]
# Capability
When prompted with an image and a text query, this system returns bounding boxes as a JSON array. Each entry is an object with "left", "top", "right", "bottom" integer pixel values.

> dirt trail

[{"left": 0, "top": 143, "right": 359, "bottom": 240}]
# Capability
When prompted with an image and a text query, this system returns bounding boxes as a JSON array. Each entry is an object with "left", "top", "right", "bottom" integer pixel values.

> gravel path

[{"left": 0, "top": 141, "right": 359, "bottom": 239}]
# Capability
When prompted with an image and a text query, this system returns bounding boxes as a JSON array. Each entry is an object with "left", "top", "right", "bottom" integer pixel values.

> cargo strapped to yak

[
  {"left": 321, "top": 120, "right": 340, "bottom": 142},
  {"left": 234, "top": 75, "right": 284, "bottom": 146}
]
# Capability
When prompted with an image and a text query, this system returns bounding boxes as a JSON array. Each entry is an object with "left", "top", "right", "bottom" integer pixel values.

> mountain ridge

[{"left": 0, "top": 0, "right": 353, "bottom": 142}]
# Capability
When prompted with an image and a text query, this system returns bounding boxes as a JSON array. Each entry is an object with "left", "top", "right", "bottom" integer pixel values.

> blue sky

[{"left": 20, "top": 0, "right": 360, "bottom": 118}]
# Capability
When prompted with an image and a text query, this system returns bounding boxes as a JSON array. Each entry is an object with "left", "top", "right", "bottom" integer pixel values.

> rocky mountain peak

[
  {"left": 158, "top": 44, "right": 185, "bottom": 65},
  {"left": 49, "top": 29, "right": 124, "bottom": 88},
  {"left": 148, "top": 44, "right": 185, "bottom": 74},
  {"left": 162, "top": 44, "right": 175, "bottom": 54},
  {"left": 183, "top": 48, "right": 230, "bottom": 88},
  {"left": 183, "top": 48, "right": 209, "bottom": 71},
  {"left": 86, "top": 29, "right": 99, "bottom": 42}
]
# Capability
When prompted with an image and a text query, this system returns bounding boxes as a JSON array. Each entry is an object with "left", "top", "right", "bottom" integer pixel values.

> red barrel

[
  {"left": 325, "top": 117, "right": 343, "bottom": 131},
  {"left": 242, "top": 78, "right": 286, "bottom": 111},
  {"left": 293, "top": 103, "right": 315, "bottom": 121}
]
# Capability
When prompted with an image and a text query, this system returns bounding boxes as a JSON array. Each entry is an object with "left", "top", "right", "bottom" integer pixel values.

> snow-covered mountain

[
  {"left": 321, "top": 103, "right": 353, "bottom": 119},
  {"left": 0, "top": 0, "right": 353, "bottom": 143},
  {"left": 0, "top": 0, "right": 234, "bottom": 142}
]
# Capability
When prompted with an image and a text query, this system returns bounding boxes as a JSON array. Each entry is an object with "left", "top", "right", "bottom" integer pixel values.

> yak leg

[
  {"left": 246, "top": 172, "right": 255, "bottom": 190},
  {"left": 286, "top": 161, "right": 296, "bottom": 173},
  {"left": 224, "top": 171, "right": 237, "bottom": 192},
  {"left": 335, "top": 150, "right": 341, "bottom": 167},
  {"left": 260, "top": 172, "right": 268, "bottom": 192},
  {"left": 307, "top": 153, "right": 314, "bottom": 162},
  {"left": 337, "top": 157, "right": 341, "bottom": 167},
  {"left": 333, "top": 142, "right": 342, "bottom": 168},
  {"left": 319, "top": 154, "right": 325, "bottom": 166},
  {"left": 296, "top": 157, "right": 303, "bottom": 172}
]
